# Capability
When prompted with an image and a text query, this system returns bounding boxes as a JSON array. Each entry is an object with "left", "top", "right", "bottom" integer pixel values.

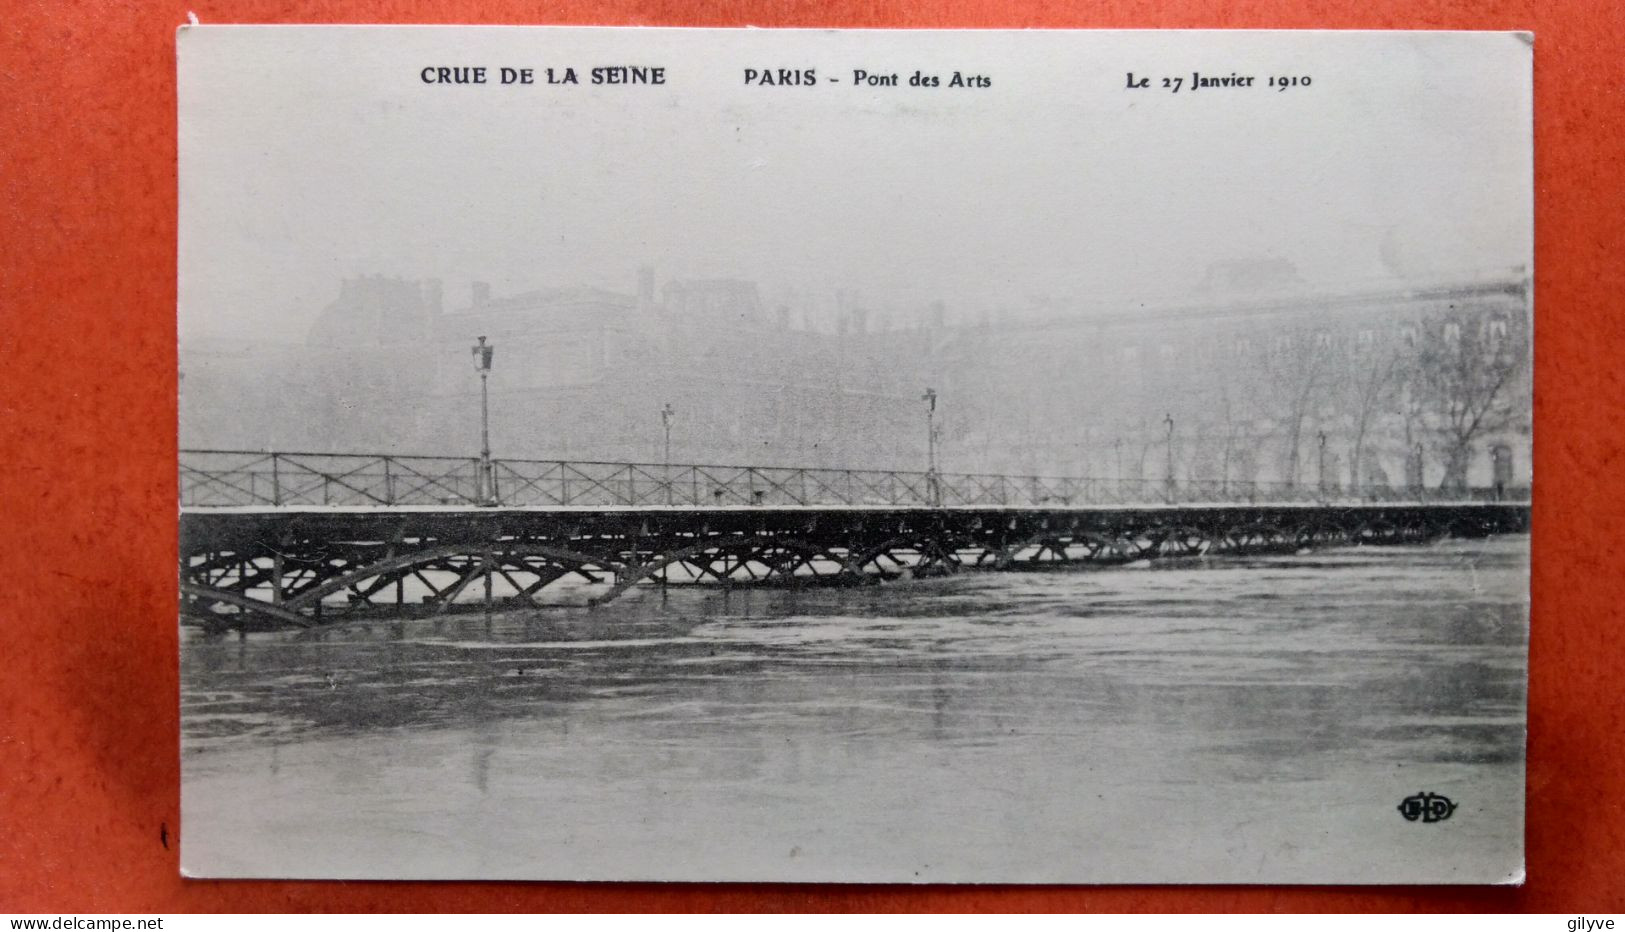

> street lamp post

[
  {"left": 1113, "top": 437, "right": 1123, "bottom": 499},
  {"left": 922, "top": 388, "right": 940, "bottom": 507},
  {"left": 661, "top": 402, "right": 676, "bottom": 505},
  {"left": 1163, "top": 413, "right": 1175, "bottom": 503},
  {"left": 1317, "top": 430, "right": 1328, "bottom": 496},
  {"left": 471, "top": 335, "right": 495, "bottom": 505}
]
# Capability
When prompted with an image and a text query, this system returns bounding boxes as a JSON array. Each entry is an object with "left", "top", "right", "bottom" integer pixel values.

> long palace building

[{"left": 179, "top": 266, "right": 1531, "bottom": 491}]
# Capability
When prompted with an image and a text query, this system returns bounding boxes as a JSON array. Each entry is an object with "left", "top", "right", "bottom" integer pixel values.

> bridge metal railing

[{"left": 179, "top": 449, "right": 1529, "bottom": 509}]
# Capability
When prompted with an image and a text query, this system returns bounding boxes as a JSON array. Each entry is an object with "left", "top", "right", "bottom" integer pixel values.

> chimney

[{"left": 471, "top": 281, "right": 491, "bottom": 309}]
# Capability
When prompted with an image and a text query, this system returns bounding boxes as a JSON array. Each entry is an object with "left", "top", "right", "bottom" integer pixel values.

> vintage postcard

[{"left": 177, "top": 26, "right": 1532, "bottom": 882}]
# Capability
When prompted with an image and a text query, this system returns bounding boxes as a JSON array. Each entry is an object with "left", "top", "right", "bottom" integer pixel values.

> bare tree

[
  {"left": 1409, "top": 314, "right": 1529, "bottom": 491},
  {"left": 1261, "top": 335, "right": 1331, "bottom": 487},
  {"left": 1345, "top": 347, "right": 1400, "bottom": 491},
  {"left": 1217, "top": 383, "right": 1238, "bottom": 490},
  {"left": 1214, "top": 374, "right": 1267, "bottom": 493}
]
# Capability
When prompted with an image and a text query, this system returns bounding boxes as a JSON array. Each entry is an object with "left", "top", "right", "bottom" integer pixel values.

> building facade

[{"left": 179, "top": 268, "right": 1531, "bottom": 491}]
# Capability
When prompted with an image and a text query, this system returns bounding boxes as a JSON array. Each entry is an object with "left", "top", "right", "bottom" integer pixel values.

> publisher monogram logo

[{"left": 1398, "top": 792, "right": 1457, "bottom": 823}]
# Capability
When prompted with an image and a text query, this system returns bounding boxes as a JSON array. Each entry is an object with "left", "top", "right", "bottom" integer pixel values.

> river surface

[{"left": 180, "top": 536, "right": 1528, "bottom": 883}]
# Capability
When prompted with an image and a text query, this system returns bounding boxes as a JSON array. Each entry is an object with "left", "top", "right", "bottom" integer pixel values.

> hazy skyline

[{"left": 181, "top": 28, "right": 1532, "bottom": 341}]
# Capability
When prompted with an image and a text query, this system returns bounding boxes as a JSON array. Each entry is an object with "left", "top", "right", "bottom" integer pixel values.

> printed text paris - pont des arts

[{"left": 417, "top": 65, "right": 993, "bottom": 88}]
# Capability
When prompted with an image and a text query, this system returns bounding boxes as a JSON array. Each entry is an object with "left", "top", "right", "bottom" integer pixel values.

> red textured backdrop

[{"left": 2, "top": 0, "right": 1620, "bottom": 913}]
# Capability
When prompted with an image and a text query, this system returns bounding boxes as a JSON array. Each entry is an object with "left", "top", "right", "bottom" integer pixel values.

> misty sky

[{"left": 179, "top": 28, "right": 1532, "bottom": 341}]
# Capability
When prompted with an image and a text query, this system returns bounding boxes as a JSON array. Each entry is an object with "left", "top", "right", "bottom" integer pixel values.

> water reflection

[{"left": 181, "top": 536, "right": 1528, "bottom": 882}]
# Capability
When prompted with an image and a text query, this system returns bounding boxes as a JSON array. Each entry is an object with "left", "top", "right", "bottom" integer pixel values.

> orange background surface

[{"left": 2, "top": 0, "right": 1621, "bottom": 913}]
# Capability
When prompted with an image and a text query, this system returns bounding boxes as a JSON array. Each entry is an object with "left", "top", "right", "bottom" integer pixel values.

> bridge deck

[{"left": 179, "top": 447, "right": 1529, "bottom": 630}]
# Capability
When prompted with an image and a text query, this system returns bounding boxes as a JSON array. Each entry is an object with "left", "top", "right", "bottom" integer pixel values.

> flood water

[{"left": 180, "top": 536, "right": 1528, "bottom": 883}]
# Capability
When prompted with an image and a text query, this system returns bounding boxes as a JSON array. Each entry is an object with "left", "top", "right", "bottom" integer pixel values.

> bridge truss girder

[{"left": 178, "top": 504, "right": 1528, "bottom": 632}]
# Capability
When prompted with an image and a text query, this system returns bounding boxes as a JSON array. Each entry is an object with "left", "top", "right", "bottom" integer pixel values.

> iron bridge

[{"left": 179, "top": 449, "right": 1530, "bottom": 632}]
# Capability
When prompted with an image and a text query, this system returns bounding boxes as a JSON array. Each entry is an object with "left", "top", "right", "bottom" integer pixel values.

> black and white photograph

[{"left": 177, "top": 26, "right": 1532, "bottom": 883}]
